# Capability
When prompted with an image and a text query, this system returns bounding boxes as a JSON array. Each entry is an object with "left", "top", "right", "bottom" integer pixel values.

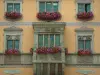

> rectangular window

[
  {"left": 39, "top": 2, "right": 59, "bottom": 12},
  {"left": 78, "top": 3, "right": 91, "bottom": 12},
  {"left": 7, "top": 3, "right": 20, "bottom": 12},
  {"left": 38, "top": 34, "right": 60, "bottom": 47},
  {"left": 78, "top": 36, "right": 92, "bottom": 50}
]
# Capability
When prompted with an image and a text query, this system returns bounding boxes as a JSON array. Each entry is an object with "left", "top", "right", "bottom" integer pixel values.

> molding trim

[{"left": 1, "top": 22, "right": 100, "bottom": 26}]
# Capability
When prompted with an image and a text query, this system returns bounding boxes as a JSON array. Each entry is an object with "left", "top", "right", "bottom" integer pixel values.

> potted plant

[
  {"left": 78, "top": 49, "right": 91, "bottom": 56},
  {"left": 5, "top": 49, "right": 20, "bottom": 55},
  {"left": 37, "top": 12, "right": 61, "bottom": 21},
  {"left": 77, "top": 12, "right": 93, "bottom": 20},
  {"left": 5, "top": 12, "right": 22, "bottom": 20}
]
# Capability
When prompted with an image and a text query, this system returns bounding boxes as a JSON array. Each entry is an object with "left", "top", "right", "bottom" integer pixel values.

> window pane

[
  {"left": 7, "top": 40, "right": 13, "bottom": 49},
  {"left": 78, "top": 4, "right": 84, "bottom": 12},
  {"left": 14, "top": 40, "right": 19, "bottom": 49},
  {"left": 85, "top": 40, "right": 91, "bottom": 50},
  {"left": 14, "top": 3, "right": 20, "bottom": 12},
  {"left": 78, "top": 40, "right": 84, "bottom": 50},
  {"left": 86, "top": 4, "right": 90, "bottom": 12},
  {"left": 55, "top": 34, "right": 60, "bottom": 46},
  {"left": 38, "top": 34, "right": 43, "bottom": 47},
  {"left": 7, "top": 3, "right": 13, "bottom": 12},
  {"left": 46, "top": 2, "right": 52, "bottom": 12},
  {"left": 53, "top": 2, "right": 58, "bottom": 12},
  {"left": 39, "top": 2, "right": 45, "bottom": 12},
  {"left": 50, "top": 34, "right": 54, "bottom": 47},
  {"left": 44, "top": 34, "right": 48, "bottom": 47}
]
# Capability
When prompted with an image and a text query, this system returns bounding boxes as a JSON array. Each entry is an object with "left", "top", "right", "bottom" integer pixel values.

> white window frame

[
  {"left": 76, "top": 2, "right": 93, "bottom": 14},
  {"left": 76, "top": 32, "right": 94, "bottom": 53},
  {"left": 38, "top": 33, "right": 61, "bottom": 47},
  {"left": 4, "top": 0, "right": 22, "bottom": 13},
  {"left": 37, "top": 1, "right": 60, "bottom": 12}
]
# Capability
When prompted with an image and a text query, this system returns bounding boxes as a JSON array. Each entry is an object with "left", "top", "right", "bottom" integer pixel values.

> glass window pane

[
  {"left": 7, "top": 40, "right": 13, "bottom": 49},
  {"left": 50, "top": 34, "right": 54, "bottom": 47},
  {"left": 14, "top": 40, "right": 19, "bottom": 49},
  {"left": 86, "top": 4, "right": 90, "bottom": 12},
  {"left": 46, "top": 2, "right": 52, "bottom": 12},
  {"left": 78, "top": 3, "right": 85, "bottom": 12},
  {"left": 53, "top": 2, "right": 58, "bottom": 12},
  {"left": 55, "top": 34, "right": 60, "bottom": 46},
  {"left": 85, "top": 40, "right": 91, "bottom": 50},
  {"left": 7, "top": 3, "right": 13, "bottom": 12},
  {"left": 14, "top": 3, "right": 20, "bottom": 12},
  {"left": 44, "top": 34, "right": 48, "bottom": 47},
  {"left": 39, "top": 2, "right": 45, "bottom": 12},
  {"left": 78, "top": 40, "right": 84, "bottom": 50},
  {"left": 38, "top": 34, "right": 43, "bottom": 47}
]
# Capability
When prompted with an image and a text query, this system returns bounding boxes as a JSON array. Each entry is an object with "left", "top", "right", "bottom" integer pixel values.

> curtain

[
  {"left": 44, "top": 34, "right": 48, "bottom": 47},
  {"left": 38, "top": 34, "right": 43, "bottom": 47},
  {"left": 14, "top": 3, "right": 20, "bottom": 12},
  {"left": 39, "top": 2, "right": 45, "bottom": 12},
  {"left": 14, "top": 40, "right": 19, "bottom": 49},
  {"left": 7, "top": 3, "right": 13, "bottom": 12},
  {"left": 46, "top": 2, "right": 52, "bottom": 12},
  {"left": 86, "top": 4, "right": 90, "bottom": 12},
  {"left": 50, "top": 34, "right": 54, "bottom": 47},
  {"left": 53, "top": 2, "right": 58, "bottom": 12},
  {"left": 7, "top": 40, "right": 13, "bottom": 49},
  {"left": 85, "top": 40, "right": 91, "bottom": 50},
  {"left": 78, "top": 3, "right": 84, "bottom": 12},
  {"left": 55, "top": 34, "right": 60, "bottom": 46},
  {"left": 78, "top": 40, "right": 84, "bottom": 50}
]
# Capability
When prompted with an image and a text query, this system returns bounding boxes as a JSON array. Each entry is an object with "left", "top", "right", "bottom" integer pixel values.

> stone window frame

[
  {"left": 76, "top": 32, "right": 94, "bottom": 53},
  {"left": 37, "top": 0, "right": 61, "bottom": 12},
  {"left": 4, "top": 29, "right": 23, "bottom": 53},
  {"left": 4, "top": 0, "right": 22, "bottom": 13}
]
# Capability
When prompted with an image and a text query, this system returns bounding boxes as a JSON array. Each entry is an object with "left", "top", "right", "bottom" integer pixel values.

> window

[
  {"left": 6, "top": 35, "right": 20, "bottom": 50},
  {"left": 7, "top": 3, "right": 20, "bottom": 12},
  {"left": 78, "top": 3, "right": 91, "bottom": 12},
  {"left": 78, "top": 36, "right": 92, "bottom": 50},
  {"left": 38, "top": 34, "right": 60, "bottom": 47},
  {"left": 39, "top": 2, "right": 59, "bottom": 12}
]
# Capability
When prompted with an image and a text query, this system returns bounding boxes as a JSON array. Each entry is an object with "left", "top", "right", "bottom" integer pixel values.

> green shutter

[
  {"left": 55, "top": 34, "right": 60, "bottom": 46},
  {"left": 86, "top": 4, "right": 90, "bottom": 12},
  {"left": 78, "top": 3, "right": 85, "bottom": 12},
  {"left": 78, "top": 40, "right": 84, "bottom": 50},
  {"left": 50, "top": 34, "right": 54, "bottom": 47},
  {"left": 53, "top": 2, "right": 58, "bottom": 12},
  {"left": 14, "top": 40, "right": 19, "bottom": 49},
  {"left": 85, "top": 40, "right": 91, "bottom": 50},
  {"left": 38, "top": 34, "right": 43, "bottom": 47},
  {"left": 39, "top": 2, "right": 45, "bottom": 12},
  {"left": 7, "top": 40, "right": 13, "bottom": 49},
  {"left": 14, "top": 3, "right": 20, "bottom": 12},
  {"left": 7, "top": 3, "right": 13, "bottom": 12},
  {"left": 44, "top": 34, "right": 48, "bottom": 47},
  {"left": 46, "top": 2, "right": 52, "bottom": 12}
]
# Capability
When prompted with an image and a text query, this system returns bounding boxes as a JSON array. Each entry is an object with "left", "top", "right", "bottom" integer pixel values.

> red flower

[
  {"left": 5, "top": 12, "right": 22, "bottom": 20},
  {"left": 5, "top": 49, "right": 20, "bottom": 54},
  {"left": 37, "top": 12, "right": 61, "bottom": 21},
  {"left": 78, "top": 49, "right": 91, "bottom": 56}
]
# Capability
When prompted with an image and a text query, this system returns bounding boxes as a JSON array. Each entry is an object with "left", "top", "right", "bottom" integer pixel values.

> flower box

[
  {"left": 78, "top": 49, "right": 91, "bottom": 56},
  {"left": 5, "top": 49, "right": 20, "bottom": 54},
  {"left": 37, "top": 12, "right": 61, "bottom": 21},
  {"left": 5, "top": 12, "right": 22, "bottom": 20},
  {"left": 34, "top": 47, "right": 61, "bottom": 54},
  {"left": 77, "top": 12, "right": 93, "bottom": 20}
]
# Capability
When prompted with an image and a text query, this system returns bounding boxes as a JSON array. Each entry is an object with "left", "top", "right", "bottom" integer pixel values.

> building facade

[{"left": 0, "top": 0, "right": 100, "bottom": 75}]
